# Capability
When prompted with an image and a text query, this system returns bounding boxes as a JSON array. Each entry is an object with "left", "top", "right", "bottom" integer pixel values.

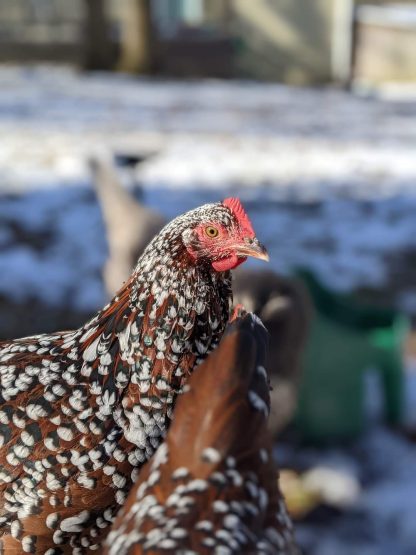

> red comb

[{"left": 223, "top": 197, "right": 255, "bottom": 237}]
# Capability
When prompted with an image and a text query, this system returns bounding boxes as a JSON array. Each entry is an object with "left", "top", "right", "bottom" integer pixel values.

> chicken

[
  {"left": 0, "top": 199, "right": 268, "bottom": 554},
  {"left": 103, "top": 311, "right": 299, "bottom": 555},
  {"left": 89, "top": 155, "right": 166, "bottom": 297},
  {"left": 233, "top": 269, "right": 311, "bottom": 436},
  {"left": 90, "top": 166, "right": 309, "bottom": 436}
]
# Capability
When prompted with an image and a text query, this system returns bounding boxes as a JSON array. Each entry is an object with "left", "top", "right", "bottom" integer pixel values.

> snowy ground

[
  {"left": 1, "top": 66, "right": 415, "bottom": 194},
  {"left": 278, "top": 422, "right": 416, "bottom": 555},
  {"left": 1, "top": 65, "right": 416, "bottom": 318},
  {"left": 1, "top": 65, "right": 416, "bottom": 555}
]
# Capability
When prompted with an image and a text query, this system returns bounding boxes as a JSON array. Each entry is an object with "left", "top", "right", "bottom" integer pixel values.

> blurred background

[{"left": 1, "top": 1, "right": 416, "bottom": 553}]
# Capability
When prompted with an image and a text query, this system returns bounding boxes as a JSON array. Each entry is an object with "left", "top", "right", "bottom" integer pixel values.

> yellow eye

[{"left": 205, "top": 226, "right": 219, "bottom": 238}]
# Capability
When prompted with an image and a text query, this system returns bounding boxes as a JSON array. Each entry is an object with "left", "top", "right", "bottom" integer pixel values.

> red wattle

[{"left": 212, "top": 256, "right": 247, "bottom": 272}]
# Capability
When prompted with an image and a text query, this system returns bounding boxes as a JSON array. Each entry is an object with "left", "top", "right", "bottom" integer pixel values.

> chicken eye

[{"left": 205, "top": 226, "right": 219, "bottom": 238}]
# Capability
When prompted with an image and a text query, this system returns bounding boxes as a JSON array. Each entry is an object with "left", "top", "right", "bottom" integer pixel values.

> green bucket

[{"left": 295, "top": 270, "right": 409, "bottom": 443}]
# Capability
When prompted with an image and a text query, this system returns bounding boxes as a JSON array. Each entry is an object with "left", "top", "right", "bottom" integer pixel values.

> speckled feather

[
  {"left": 0, "top": 201, "right": 253, "bottom": 554},
  {"left": 104, "top": 312, "right": 299, "bottom": 555}
]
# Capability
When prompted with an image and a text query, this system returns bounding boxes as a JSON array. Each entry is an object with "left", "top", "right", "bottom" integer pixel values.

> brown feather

[{"left": 104, "top": 312, "right": 299, "bottom": 555}]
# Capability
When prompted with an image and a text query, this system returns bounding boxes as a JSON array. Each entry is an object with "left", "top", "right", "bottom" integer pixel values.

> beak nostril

[{"left": 237, "top": 237, "right": 269, "bottom": 262}]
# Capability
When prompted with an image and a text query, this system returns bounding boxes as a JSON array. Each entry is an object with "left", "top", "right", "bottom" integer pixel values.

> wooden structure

[
  {"left": 1, "top": 1, "right": 415, "bottom": 84},
  {"left": 0, "top": 0, "right": 353, "bottom": 83},
  {"left": 354, "top": 3, "right": 416, "bottom": 84}
]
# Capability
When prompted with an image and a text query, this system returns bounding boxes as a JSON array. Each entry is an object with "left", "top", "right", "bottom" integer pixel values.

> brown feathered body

[
  {"left": 0, "top": 200, "right": 266, "bottom": 553},
  {"left": 104, "top": 312, "right": 299, "bottom": 555}
]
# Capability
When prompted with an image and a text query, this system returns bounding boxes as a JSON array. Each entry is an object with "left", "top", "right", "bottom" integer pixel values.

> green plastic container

[{"left": 295, "top": 270, "right": 409, "bottom": 443}]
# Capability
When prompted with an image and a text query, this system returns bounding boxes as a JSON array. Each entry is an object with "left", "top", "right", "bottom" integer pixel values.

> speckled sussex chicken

[
  {"left": 0, "top": 199, "right": 268, "bottom": 554},
  {"left": 103, "top": 311, "right": 299, "bottom": 555}
]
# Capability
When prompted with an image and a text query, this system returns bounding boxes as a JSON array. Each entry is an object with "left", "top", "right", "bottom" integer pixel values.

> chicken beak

[{"left": 237, "top": 238, "right": 269, "bottom": 262}]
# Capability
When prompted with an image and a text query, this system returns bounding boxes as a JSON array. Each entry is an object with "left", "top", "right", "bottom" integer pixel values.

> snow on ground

[
  {"left": 3, "top": 183, "right": 416, "bottom": 313},
  {"left": 0, "top": 186, "right": 106, "bottom": 311},
  {"left": 1, "top": 65, "right": 415, "bottom": 194},
  {"left": 1, "top": 66, "right": 416, "bottom": 555},
  {"left": 1, "top": 65, "right": 416, "bottom": 313},
  {"left": 279, "top": 424, "right": 416, "bottom": 555}
]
